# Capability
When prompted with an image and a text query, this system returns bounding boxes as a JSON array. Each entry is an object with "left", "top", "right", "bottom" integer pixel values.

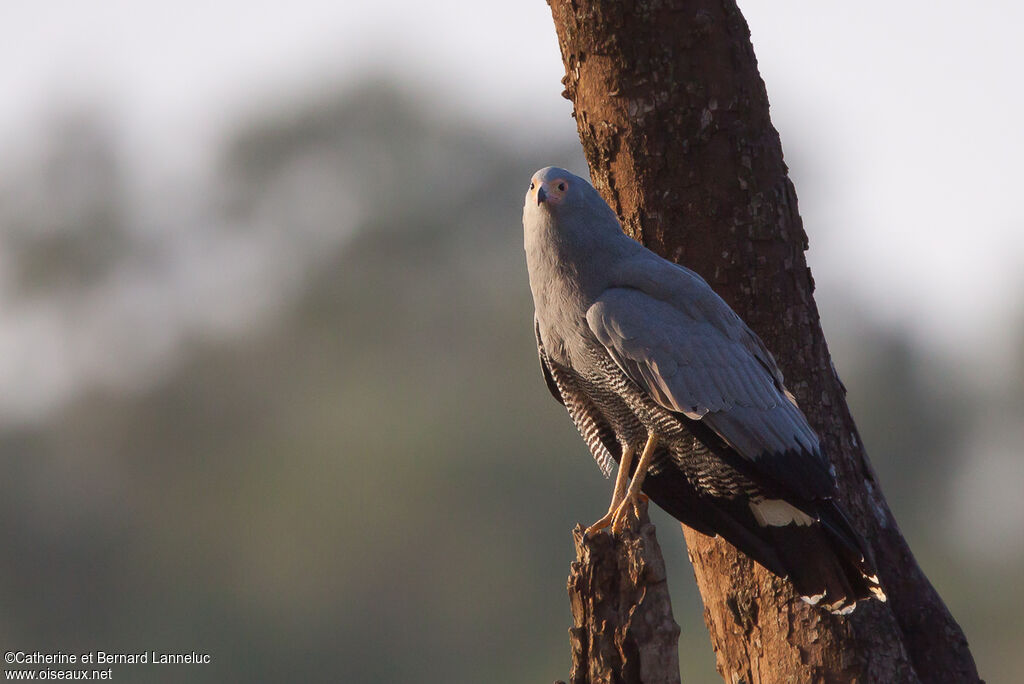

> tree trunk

[
  {"left": 547, "top": 1, "right": 981, "bottom": 682},
  {"left": 561, "top": 503, "right": 681, "bottom": 684}
]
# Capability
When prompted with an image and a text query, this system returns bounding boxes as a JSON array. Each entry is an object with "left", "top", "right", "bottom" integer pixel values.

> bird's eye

[
  {"left": 558, "top": 182, "right": 567, "bottom": 192},
  {"left": 529, "top": 182, "right": 535, "bottom": 190}
]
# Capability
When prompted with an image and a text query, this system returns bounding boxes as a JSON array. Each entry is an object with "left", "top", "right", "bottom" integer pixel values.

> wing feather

[{"left": 587, "top": 260, "right": 834, "bottom": 498}]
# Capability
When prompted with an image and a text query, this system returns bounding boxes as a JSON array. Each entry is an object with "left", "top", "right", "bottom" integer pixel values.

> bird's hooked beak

[{"left": 536, "top": 184, "right": 547, "bottom": 205}]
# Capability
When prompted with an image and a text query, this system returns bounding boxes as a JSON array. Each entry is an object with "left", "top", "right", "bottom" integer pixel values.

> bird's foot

[
  {"left": 586, "top": 443, "right": 637, "bottom": 537},
  {"left": 608, "top": 434, "right": 658, "bottom": 534},
  {"left": 584, "top": 511, "right": 615, "bottom": 537},
  {"left": 586, "top": 491, "right": 647, "bottom": 536},
  {"left": 589, "top": 436, "right": 658, "bottom": 536},
  {"left": 609, "top": 491, "right": 642, "bottom": 535}
]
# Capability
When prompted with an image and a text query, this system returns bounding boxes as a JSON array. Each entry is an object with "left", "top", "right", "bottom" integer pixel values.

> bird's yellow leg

[
  {"left": 610, "top": 433, "right": 659, "bottom": 534},
  {"left": 584, "top": 444, "right": 636, "bottom": 536}
]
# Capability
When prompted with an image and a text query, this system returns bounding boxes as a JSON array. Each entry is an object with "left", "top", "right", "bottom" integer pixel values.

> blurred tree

[
  {"left": 548, "top": 1, "right": 980, "bottom": 682},
  {"left": 4, "top": 113, "right": 128, "bottom": 297}
]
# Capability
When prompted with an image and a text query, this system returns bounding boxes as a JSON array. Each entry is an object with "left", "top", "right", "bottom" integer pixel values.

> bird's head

[
  {"left": 524, "top": 167, "right": 582, "bottom": 214},
  {"left": 523, "top": 166, "right": 625, "bottom": 252}
]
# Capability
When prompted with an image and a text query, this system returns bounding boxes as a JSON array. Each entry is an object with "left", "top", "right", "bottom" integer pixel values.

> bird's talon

[
  {"left": 585, "top": 512, "right": 614, "bottom": 537},
  {"left": 609, "top": 499, "right": 636, "bottom": 535}
]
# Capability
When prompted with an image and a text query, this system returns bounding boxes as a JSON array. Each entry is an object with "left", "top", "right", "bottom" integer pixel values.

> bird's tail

[
  {"left": 644, "top": 470, "right": 885, "bottom": 614},
  {"left": 761, "top": 501, "right": 886, "bottom": 614}
]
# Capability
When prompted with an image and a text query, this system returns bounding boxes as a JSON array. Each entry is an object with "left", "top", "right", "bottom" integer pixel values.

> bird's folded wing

[{"left": 586, "top": 275, "right": 834, "bottom": 498}]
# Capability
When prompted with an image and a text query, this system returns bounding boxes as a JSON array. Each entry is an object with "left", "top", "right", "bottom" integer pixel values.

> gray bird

[{"left": 523, "top": 166, "right": 885, "bottom": 613}]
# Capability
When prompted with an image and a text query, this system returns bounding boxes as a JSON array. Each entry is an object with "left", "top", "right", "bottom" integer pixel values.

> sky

[{"left": 1, "top": 0, "right": 1022, "bottom": 372}]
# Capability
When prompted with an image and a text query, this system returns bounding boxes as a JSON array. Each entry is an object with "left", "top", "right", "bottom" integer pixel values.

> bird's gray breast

[
  {"left": 525, "top": 214, "right": 617, "bottom": 370},
  {"left": 532, "top": 281, "right": 598, "bottom": 372}
]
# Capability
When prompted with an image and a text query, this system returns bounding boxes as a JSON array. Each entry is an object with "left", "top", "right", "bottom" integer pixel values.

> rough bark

[
  {"left": 559, "top": 502, "right": 682, "bottom": 684},
  {"left": 547, "top": 1, "right": 981, "bottom": 683}
]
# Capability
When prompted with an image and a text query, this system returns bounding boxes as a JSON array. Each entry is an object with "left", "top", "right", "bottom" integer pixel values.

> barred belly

[{"left": 577, "top": 351, "right": 760, "bottom": 500}]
